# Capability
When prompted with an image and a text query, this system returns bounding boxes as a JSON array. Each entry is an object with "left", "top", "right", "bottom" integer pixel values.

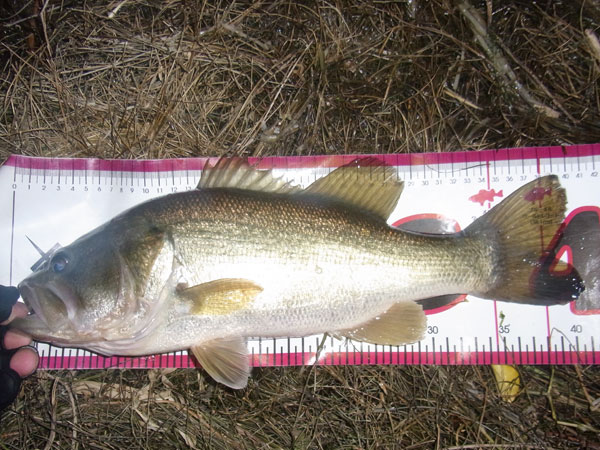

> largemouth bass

[{"left": 13, "top": 158, "right": 584, "bottom": 388}]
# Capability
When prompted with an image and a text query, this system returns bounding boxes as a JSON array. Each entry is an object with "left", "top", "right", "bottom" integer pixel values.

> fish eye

[{"left": 50, "top": 252, "right": 69, "bottom": 273}]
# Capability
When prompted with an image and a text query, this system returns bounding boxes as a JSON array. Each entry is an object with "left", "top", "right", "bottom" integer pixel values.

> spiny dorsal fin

[
  {"left": 198, "top": 157, "right": 301, "bottom": 194},
  {"left": 335, "top": 301, "right": 426, "bottom": 346},
  {"left": 191, "top": 337, "right": 250, "bottom": 389},
  {"left": 178, "top": 278, "right": 263, "bottom": 315},
  {"left": 304, "top": 159, "right": 403, "bottom": 221}
]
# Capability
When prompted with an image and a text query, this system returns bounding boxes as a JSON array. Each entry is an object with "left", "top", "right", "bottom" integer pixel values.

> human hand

[{"left": 0, "top": 285, "right": 39, "bottom": 411}]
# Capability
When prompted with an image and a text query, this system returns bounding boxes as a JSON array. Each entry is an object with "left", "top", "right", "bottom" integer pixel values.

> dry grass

[
  {"left": 2, "top": 365, "right": 600, "bottom": 449},
  {"left": 1, "top": 0, "right": 600, "bottom": 448}
]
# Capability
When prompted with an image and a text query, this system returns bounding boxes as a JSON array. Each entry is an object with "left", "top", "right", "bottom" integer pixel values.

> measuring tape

[{"left": 1, "top": 144, "right": 599, "bottom": 370}]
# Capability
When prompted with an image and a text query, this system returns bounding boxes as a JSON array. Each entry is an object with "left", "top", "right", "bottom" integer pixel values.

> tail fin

[{"left": 465, "top": 175, "right": 584, "bottom": 305}]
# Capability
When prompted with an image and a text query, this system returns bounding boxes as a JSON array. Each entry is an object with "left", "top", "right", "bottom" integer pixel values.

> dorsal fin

[
  {"left": 304, "top": 158, "right": 403, "bottom": 221},
  {"left": 199, "top": 157, "right": 403, "bottom": 221},
  {"left": 198, "top": 157, "right": 301, "bottom": 194}
]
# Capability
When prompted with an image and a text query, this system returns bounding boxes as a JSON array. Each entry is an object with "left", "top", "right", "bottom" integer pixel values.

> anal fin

[
  {"left": 336, "top": 301, "right": 426, "bottom": 346},
  {"left": 191, "top": 337, "right": 250, "bottom": 389}
]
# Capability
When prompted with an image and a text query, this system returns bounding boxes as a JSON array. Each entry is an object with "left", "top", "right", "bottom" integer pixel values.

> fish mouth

[
  {"left": 18, "top": 283, "right": 46, "bottom": 320},
  {"left": 16, "top": 282, "right": 70, "bottom": 335},
  {"left": 14, "top": 282, "right": 103, "bottom": 345}
]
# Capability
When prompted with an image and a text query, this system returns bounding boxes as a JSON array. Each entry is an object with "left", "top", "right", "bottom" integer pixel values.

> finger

[
  {"left": 0, "top": 303, "right": 29, "bottom": 326},
  {"left": 2, "top": 329, "right": 32, "bottom": 350},
  {"left": 10, "top": 346, "right": 39, "bottom": 378}
]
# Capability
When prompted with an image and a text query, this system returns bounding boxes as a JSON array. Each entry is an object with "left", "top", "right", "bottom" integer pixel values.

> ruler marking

[
  {"left": 8, "top": 191, "right": 16, "bottom": 285},
  {"left": 545, "top": 305, "right": 552, "bottom": 340},
  {"left": 542, "top": 342, "right": 547, "bottom": 364},
  {"left": 493, "top": 300, "right": 500, "bottom": 352}
]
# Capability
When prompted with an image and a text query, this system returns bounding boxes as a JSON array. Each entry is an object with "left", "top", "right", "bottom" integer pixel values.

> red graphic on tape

[
  {"left": 469, "top": 189, "right": 503, "bottom": 206},
  {"left": 524, "top": 186, "right": 552, "bottom": 203}
]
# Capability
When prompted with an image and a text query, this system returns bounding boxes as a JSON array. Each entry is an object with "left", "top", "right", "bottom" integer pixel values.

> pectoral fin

[
  {"left": 178, "top": 278, "right": 263, "bottom": 315},
  {"left": 191, "top": 337, "right": 250, "bottom": 389},
  {"left": 336, "top": 301, "right": 426, "bottom": 346}
]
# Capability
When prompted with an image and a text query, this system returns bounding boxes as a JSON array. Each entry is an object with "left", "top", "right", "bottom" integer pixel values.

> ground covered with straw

[{"left": 1, "top": 1, "right": 600, "bottom": 448}]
